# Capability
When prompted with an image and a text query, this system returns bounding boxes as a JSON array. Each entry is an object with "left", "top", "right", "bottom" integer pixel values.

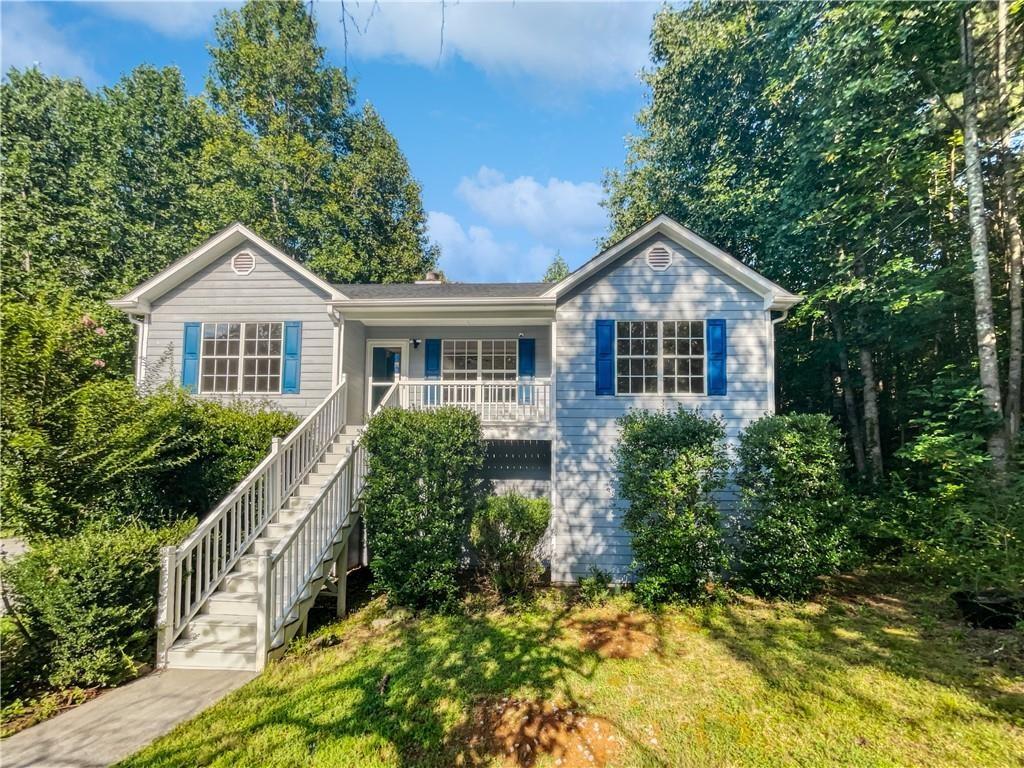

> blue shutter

[
  {"left": 181, "top": 323, "right": 200, "bottom": 393},
  {"left": 518, "top": 338, "right": 536, "bottom": 377},
  {"left": 282, "top": 321, "right": 302, "bottom": 394},
  {"left": 706, "top": 319, "right": 727, "bottom": 395},
  {"left": 595, "top": 320, "right": 615, "bottom": 395},
  {"left": 424, "top": 339, "right": 441, "bottom": 379},
  {"left": 518, "top": 338, "right": 536, "bottom": 404}
]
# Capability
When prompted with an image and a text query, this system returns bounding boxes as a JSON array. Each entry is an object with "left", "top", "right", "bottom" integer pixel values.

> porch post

[
  {"left": 156, "top": 546, "right": 176, "bottom": 667},
  {"left": 335, "top": 553, "right": 348, "bottom": 617}
]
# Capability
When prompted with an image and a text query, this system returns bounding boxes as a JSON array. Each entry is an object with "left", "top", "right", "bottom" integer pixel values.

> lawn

[{"left": 120, "top": 570, "right": 1023, "bottom": 768}]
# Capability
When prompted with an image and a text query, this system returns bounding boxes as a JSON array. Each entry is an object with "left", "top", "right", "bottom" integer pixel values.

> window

[
  {"left": 200, "top": 322, "right": 283, "bottom": 394},
  {"left": 442, "top": 339, "right": 517, "bottom": 380},
  {"left": 663, "top": 321, "right": 705, "bottom": 394},
  {"left": 616, "top": 321, "right": 659, "bottom": 394},
  {"left": 615, "top": 320, "right": 705, "bottom": 395}
]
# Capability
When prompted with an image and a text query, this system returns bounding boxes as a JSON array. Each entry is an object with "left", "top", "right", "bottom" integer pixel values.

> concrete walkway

[{"left": 2, "top": 668, "right": 255, "bottom": 768}]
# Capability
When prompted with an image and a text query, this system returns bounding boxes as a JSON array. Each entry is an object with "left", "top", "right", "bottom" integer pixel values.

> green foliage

[
  {"left": 1, "top": 521, "right": 192, "bottom": 691},
  {"left": 616, "top": 408, "right": 729, "bottom": 605},
  {"left": 1, "top": 289, "right": 297, "bottom": 537},
  {"left": 470, "top": 493, "right": 551, "bottom": 598},
  {"left": 541, "top": 253, "right": 570, "bottom": 283},
  {"left": 734, "top": 414, "right": 852, "bottom": 599},
  {"left": 576, "top": 566, "right": 614, "bottom": 606},
  {"left": 361, "top": 407, "right": 484, "bottom": 609}
]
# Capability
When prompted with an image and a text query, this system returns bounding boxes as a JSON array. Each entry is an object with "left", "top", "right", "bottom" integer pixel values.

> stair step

[
  {"left": 187, "top": 615, "right": 257, "bottom": 643},
  {"left": 221, "top": 571, "right": 259, "bottom": 594},
  {"left": 167, "top": 636, "right": 259, "bottom": 671},
  {"left": 203, "top": 591, "right": 258, "bottom": 617},
  {"left": 264, "top": 522, "right": 291, "bottom": 539}
]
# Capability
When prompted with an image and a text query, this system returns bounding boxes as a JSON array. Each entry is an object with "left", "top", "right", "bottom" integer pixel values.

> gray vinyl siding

[
  {"left": 342, "top": 320, "right": 367, "bottom": 425},
  {"left": 143, "top": 243, "right": 335, "bottom": 417},
  {"left": 551, "top": 235, "right": 773, "bottom": 584}
]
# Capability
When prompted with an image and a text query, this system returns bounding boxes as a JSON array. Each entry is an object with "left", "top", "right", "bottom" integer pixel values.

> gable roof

[
  {"left": 330, "top": 282, "right": 550, "bottom": 300},
  {"left": 543, "top": 214, "right": 802, "bottom": 311},
  {"left": 109, "top": 223, "right": 345, "bottom": 312}
]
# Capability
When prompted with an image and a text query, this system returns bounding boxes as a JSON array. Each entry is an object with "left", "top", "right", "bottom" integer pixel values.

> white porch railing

[
  {"left": 158, "top": 378, "right": 348, "bottom": 659},
  {"left": 258, "top": 381, "right": 399, "bottom": 656},
  {"left": 391, "top": 377, "right": 552, "bottom": 424}
]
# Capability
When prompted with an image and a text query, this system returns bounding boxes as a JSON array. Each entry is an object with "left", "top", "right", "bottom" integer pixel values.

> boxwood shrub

[
  {"left": 361, "top": 407, "right": 484, "bottom": 609},
  {"left": 470, "top": 492, "right": 551, "bottom": 598},
  {"left": 616, "top": 407, "right": 730, "bottom": 605},
  {"left": 734, "top": 413, "right": 851, "bottom": 599}
]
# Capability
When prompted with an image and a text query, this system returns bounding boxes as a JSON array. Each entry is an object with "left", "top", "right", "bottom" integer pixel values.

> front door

[{"left": 367, "top": 342, "right": 406, "bottom": 414}]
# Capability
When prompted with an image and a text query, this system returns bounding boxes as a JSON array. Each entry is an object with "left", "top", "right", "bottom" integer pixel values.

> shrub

[
  {"left": 470, "top": 492, "right": 551, "bottom": 598},
  {"left": 577, "top": 566, "right": 613, "bottom": 606},
  {"left": 616, "top": 408, "right": 729, "bottom": 605},
  {"left": 734, "top": 414, "right": 851, "bottom": 599},
  {"left": 1, "top": 521, "right": 192, "bottom": 692},
  {"left": 361, "top": 407, "right": 484, "bottom": 609}
]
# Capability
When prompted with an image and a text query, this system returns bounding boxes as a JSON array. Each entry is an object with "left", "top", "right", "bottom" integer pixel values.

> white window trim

[
  {"left": 613, "top": 320, "right": 707, "bottom": 397},
  {"left": 441, "top": 339, "right": 518, "bottom": 381},
  {"left": 198, "top": 321, "right": 285, "bottom": 396}
]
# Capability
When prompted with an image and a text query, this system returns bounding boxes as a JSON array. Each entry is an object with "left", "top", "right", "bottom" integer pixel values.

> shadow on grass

[
  {"left": 698, "top": 571, "right": 1024, "bottom": 727},
  {"left": 121, "top": 581, "right": 636, "bottom": 768}
]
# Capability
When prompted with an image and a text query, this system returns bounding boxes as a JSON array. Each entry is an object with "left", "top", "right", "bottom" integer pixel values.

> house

[{"left": 111, "top": 214, "right": 801, "bottom": 670}]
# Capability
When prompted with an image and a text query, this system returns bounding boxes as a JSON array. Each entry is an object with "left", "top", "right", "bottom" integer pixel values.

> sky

[{"left": 1, "top": 0, "right": 663, "bottom": 282}]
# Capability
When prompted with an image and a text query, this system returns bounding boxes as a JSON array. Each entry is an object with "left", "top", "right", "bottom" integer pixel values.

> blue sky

[{"left": 1, "top": 1, "right": 663, "bottom": 281}]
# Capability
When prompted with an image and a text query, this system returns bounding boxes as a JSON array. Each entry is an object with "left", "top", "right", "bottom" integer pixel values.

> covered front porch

[{"left": 337, "top": 308, "right": 555, "bottom": 440}]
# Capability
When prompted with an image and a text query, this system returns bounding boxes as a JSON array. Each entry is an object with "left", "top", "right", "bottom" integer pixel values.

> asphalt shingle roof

[{"left": 331, "top": 282, "right": 551, "bottom": 300}]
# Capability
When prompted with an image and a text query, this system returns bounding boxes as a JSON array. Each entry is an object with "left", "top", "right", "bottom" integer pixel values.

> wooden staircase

[
  {"left": 164, "top": 428, "right": 361, "bottom": 670},
  {"left": 156, "top": 379, "right": 398, "bottom": 672}
]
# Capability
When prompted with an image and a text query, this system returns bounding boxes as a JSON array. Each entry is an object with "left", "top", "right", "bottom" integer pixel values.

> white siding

[
  {"left": 551, "top": 235, "right": 773, "bottom": 584},
  {"left": 143, "top": 243, "right": 335, "bottom": 417}
]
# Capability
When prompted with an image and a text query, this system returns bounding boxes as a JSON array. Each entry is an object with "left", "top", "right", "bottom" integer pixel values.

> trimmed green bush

[
  {"left": 470, "top": 492, "right": 550, "bottom": 598},
  {"left": 1, "top": 521, "right": 191, "bottom": 691},
  {"left": 734, "top": 414, "right": 851, "bottom": 599},
  {"left": 577, "top": 566, "right": 614, "bottom": 606},
  {"left": 361, "top": 407, "right": 484, "bottom": 609},
  {"left": 616, "top": 407, "right": 729, "bottom": 605}
]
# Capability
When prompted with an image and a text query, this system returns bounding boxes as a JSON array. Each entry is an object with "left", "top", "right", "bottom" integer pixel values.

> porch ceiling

[{"left": 338, "top": 301, "right": 555, "bottom": 326}]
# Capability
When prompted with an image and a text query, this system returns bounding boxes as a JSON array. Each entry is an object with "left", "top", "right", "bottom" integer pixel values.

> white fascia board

[
  {"left": 544, "top": 215, "right": 802, "bottom": 309},
  {"left": 112, "top": 223, "right": 346, "bottom": 307}
]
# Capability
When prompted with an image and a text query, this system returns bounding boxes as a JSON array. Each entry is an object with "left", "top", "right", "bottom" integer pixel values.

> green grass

[{"left": 120, "top": 570, "right": 1023, "bottom": 767}]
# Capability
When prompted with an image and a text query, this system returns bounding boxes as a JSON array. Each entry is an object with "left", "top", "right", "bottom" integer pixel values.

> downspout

[
  {"left": 128, "top": 313, "right": 147, "bottom": 385},
  {"left": 768, "top": 308, "right": 789, "bottom": 414}
]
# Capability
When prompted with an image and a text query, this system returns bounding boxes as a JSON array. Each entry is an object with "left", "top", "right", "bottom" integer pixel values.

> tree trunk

[
  {"left": 858, "top": 342, "right": 884, "bottom": 481},
  {"left": 830, "top": 306, "right": 867, "bottom": 476},
  {"left": 997, "top": 0, "right": 1023, "bottom": 443},
  {"left": 960, "top": 5, "right": 1009, "bottom": 471}
]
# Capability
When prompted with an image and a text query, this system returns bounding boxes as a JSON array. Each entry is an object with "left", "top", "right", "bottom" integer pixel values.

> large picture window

[
  {"left": 200, "top": 322, "right": 283, "bottom": 394},
  {"left": 442, "top": 339, "right": 517, "bottom": 381},
  {"left": 615, "top": 320, "right": 705, "bottom": 395}
]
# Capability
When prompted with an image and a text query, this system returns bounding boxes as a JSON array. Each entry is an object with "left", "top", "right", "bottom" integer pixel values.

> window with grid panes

[
  {"left": 662, "top": 320, "right": 705, "bottom": 394},
  {"left": 200, "top": 321, "right": 283, "bottom": 394},
  {"left": 616, "top": 321, "right": 659, "bottom": 394},
  {"left": 442, "top": 339, "right": 517, "bottom": 380}
]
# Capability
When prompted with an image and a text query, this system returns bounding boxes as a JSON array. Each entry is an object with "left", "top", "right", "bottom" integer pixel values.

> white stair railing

[
  {"left": 396, "top": 377, "right": 552, "bottom": 423},
  {"left": 157, "top": 377, "right": 348, "bottom": 660},
  {"left": 258, "top": 381, "right": 399, "bottom": 660}
]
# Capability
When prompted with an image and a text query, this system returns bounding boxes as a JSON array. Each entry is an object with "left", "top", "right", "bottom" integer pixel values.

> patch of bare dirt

[
  {"left": 453, "top": 698, "right": 621, "bottom": 768},
  {"left": 568, "top": 613, "right": 658, "bottom": 660}
]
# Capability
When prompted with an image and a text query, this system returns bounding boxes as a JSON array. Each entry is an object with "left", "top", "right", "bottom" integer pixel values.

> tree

[
  {"left": 201, "top": 0, "right": 436, "bottom": 283},
  {"left": 542, "top": 252, "right": 570, "bottom": 282}
]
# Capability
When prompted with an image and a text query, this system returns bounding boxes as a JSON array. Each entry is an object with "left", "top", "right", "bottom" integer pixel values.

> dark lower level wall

[{"left": 481, "top": 440, "right": 551, "bottom": 499}]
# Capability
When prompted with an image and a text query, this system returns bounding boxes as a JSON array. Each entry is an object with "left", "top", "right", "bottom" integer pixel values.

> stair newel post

[
  {"left": 255, "top": 551, "right": 272, "bottom": 670},
  {"left": 156, "top": 545, "right": 176, "bottom": 667},
  {"left": 270, "top": 436, "right": 283, "bottom": 510}
]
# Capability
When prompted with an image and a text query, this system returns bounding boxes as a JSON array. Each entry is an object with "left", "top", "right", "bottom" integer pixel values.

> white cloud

[
  {"left": 456, "top": 166, "right": 605, "bottom": 247},
  {"left": 428, "top": 210, "right": 556, "bottom": 282},
  {"left": 318, "top": 1, "right": 657, "bottom": 89},
  {"left": 96, "top": 1, "right": 228, "bottom": 39},
  {"left": 1, "top": 3, "right": 99, "bottom": 82}
]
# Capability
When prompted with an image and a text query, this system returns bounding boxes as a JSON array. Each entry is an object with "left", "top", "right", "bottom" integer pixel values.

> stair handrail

[
  {"left": 157, "top": 376, "right": 348, "bottom": 662},
  {"left": 258, "top": 380, "right": 399, "bottom": 657}
]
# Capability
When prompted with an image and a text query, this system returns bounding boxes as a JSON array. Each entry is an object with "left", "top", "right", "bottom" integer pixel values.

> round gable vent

[
  {"left": 231, "top": 251, "right": 256, "bottom": 275},
  {"left": 646, "top": 244, "right": 672, "bottom": 271}
]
